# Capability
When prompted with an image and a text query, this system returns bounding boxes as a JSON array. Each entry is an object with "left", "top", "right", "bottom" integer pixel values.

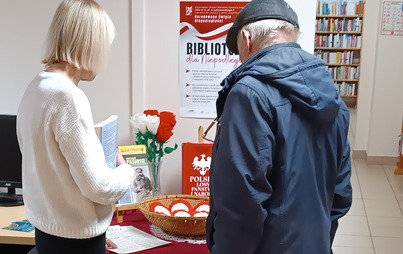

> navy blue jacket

[{"left": 206, "top": 43, "right": 352, "bottom": 254}]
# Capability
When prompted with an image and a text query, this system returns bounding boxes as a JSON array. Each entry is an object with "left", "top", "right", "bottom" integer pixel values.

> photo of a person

[{"left": 132, "top": 167, "right": 152, "bottom": 202}]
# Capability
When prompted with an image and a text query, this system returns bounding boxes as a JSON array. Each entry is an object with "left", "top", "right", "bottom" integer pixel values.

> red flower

[
  {"left": 144, "top": 110, "right": 159, "bottom": 117},
  {"left": 156, "top": 111, "right": 176, "bottom": 143}
]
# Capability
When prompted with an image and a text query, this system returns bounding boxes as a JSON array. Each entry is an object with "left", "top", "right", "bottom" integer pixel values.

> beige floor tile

[
  {"left": 385, "top": 168, "right": 403, "bottom": 194},
  {"left": 368, "top": 216, "right": 403, "bottom": 238},
  {"left": 348, "top": 129, "right": 355, "bottom": 148},
  {"left": 391, "top": 181, "right": 403, "bottom": 195},
  {"left": 348, "top": 199, "right": 365, "bottom": 216},
  {"left": 337, "top": 215, "right": 370, "bottom": 236},
  {"left": 363, "top": 199, "right": 403, "bottom": 217},
  {"left": 332, "top": 246, "right": 374, "bottom": 254},
  {"left": 355, "top": 162, "right": 383, "bottom": 173},
  {"left": 333, "top": 234, "right": 373, "bottom": 248},
  {"left": 397, "top": 196, "right": 403, "bottom": 211},
  {"left": 384, "top": 165, "right": 399, "bottom": 176},
  {"left": 372, "top": 237, "right": 403, "bottom": 254},
  {"left": 352, "top": 187, "right": 362, "bottom": 199},
  {"left": 349, "top": 108, "right": 357, "bottom": 135},
  {"left": 359, "top": 184, "right": 395, "bottom": 200},
  {"left": 395, "top": 192, "right": 403, "bottom": 201},
  {"left": 356, "top": 167, "right": 387, "bottom": 178},
  {"left": 359, "top": 177, "right": 391, "bottom": 188},
  {"left": 387, "top": 180, "right": 403, "bottom": 194},
  {"left": 358, "top": 169, "right": 396, "bottom": 199},
  {"left": 350, "top": 175, "right": 363, "bottom": 199}
]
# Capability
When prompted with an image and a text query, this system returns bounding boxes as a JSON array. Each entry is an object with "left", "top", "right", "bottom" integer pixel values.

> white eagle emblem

[
  {"left": 186, "top": 6, "right": 192, "bottom": 16},
  {"left": 192, "top": 154, "right": 211, "bottom": 176}
]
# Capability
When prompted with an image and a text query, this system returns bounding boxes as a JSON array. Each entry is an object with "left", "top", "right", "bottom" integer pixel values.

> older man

[
  {"left": 206, "top": 0, "right": 352, "bottom": 253},
  {"left": 132, "top": 167, "right": 152, "bottom": 202}
]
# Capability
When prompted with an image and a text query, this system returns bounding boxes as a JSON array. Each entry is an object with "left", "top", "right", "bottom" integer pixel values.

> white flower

[
  {"left": 130, "top": 113, "right": 147, "bottom": 134},
  {"left": 145, "top": 115, "right": 160, "bottom": 135},
  {"left": 130, "top": 113, "right": 160, "bottom": 135}
]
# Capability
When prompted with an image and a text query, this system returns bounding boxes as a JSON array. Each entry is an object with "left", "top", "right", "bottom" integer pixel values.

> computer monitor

[{"left": 0, "top": 115, "right": 24, "bottom": 206}]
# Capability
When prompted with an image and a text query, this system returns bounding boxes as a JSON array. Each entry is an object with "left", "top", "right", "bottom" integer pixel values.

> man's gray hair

[{"left": 237, "top": 19, "right": 300, "bottom": 52}]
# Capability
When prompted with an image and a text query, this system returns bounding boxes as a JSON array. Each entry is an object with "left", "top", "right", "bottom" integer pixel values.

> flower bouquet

[{"left": 129, "top": 110, "right": 178, "bottom": 196}]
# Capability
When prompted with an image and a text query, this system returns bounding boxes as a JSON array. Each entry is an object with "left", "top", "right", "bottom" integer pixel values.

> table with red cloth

[{"left": 107, "top": 210, "right": 209, "bottom": 254}]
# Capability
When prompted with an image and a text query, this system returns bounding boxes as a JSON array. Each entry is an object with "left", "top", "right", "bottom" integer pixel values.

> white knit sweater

[{"left": 17, "top": 71, "right": 135, "bottom": 239}]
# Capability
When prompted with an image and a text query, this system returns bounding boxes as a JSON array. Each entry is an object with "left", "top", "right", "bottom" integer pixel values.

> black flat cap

[{"left": 226, "top": 0, "right": 299, "bottom": 54}]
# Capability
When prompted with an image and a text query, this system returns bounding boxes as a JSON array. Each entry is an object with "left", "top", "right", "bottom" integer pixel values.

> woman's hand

[
  {"left": 116, "top": 153, "right": 126, "bottom": 166},
  {"left": 106, "top": 238, "right": 118, "bottom": 249}
]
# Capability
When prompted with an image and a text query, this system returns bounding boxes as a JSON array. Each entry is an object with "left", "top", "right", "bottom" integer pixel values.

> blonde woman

[{"left": 17, "top": 0, "right": 134, "bottom": 253}]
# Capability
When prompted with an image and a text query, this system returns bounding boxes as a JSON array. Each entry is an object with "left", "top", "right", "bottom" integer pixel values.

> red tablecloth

[{"left": 107, "top": 210, "right": 209, "bottom": 254}]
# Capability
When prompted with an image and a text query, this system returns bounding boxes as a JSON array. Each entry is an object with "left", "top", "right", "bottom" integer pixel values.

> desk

[
  {"left": 109, "top": 210, "right": 209, "bottom": 254},
  {"left": 0, "top": 205, "right": 35, "bottom": 245},
  {"left": 0, "top": 206, "right": 209, "bottom": 253}
]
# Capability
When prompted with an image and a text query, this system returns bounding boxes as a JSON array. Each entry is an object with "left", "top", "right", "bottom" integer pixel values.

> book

[
  {"left": 2, "top": 219, "right": 35, "bottom": 233},
  {"left": 182, "top": 143, "right": 213, "bottom": 196},
  {"left": 117, "top": 145, "right": 152, "bottom": 206},
  {"left": 95, "top": 115, "right": 118, "bottom": 169},
  {"left": 333, "top": 34, "right": 340, "bottom": 48},
  {"left": 346, "top": 2, "right": 356, "bottom": 16}
]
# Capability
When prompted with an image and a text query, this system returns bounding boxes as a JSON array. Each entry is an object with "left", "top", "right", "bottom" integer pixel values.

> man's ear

[{"left": 241, "top": 30, "right": 252, "bottom": 54}]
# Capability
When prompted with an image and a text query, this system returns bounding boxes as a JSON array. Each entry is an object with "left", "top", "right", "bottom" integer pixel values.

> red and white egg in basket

[{"left": 149, "top": 199, "right": 209, "bottom": 218}]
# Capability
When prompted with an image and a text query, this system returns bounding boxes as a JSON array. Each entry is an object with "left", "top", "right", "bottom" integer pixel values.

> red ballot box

[{"left": 182, "top": 143, "right": 213, "bottom": 196}]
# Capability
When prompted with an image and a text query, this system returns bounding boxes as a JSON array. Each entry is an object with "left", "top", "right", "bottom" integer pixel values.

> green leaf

[
  {"left": 135, "top": 129, "right": 178, "bottom": 162},
  {"left": 144, "top": 131, "right": 155, "bottom": 139},
  {"left": 164, "top": 143, "right": 178, "bottom": 154}
]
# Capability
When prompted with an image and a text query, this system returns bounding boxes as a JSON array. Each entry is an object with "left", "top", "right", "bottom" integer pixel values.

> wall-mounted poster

[
  {"left": 179, "top": 1, "right": 248, "bottom": 118},
  {"left": 381, "top": 1, "right": 403, "bottom": 36}
]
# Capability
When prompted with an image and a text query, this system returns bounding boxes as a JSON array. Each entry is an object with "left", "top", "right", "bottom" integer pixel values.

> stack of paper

[{"left": 106, "top": 225, "right": 170, "bottom": 253}]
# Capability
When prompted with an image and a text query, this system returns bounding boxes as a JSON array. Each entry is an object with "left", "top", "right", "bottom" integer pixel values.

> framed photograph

[
  {"left": 131, "top": 164, "right": 153, "bottom": 204},
  {"left": 117, "top": 145, "right": 152, "bottom": 206}
]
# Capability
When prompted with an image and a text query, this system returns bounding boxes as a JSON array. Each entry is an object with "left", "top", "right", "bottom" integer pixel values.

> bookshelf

[{"left": 315, "top": 0, "right": 365, "bottom": 107}]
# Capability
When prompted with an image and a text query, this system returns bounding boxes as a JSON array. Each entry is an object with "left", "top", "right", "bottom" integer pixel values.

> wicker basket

[{"left": 137, "top": 194, "right": 209, "bottom": 236}]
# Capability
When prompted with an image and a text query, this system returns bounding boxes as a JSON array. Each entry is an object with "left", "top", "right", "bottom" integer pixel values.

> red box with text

[{"left": 182, "top": 143, "right": 213, "bottom": 196}]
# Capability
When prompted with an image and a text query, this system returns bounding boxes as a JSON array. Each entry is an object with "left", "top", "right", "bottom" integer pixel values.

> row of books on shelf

[
  {"left": 335, "top": 82, "right": 356, "bottom": 96},
  {"left": 315, "top": 34, "right": 361, "bottom": 48},
  {"left": 316, "top": 17, "right": 362, "bottom": 33},
  {"left": 327, "top": 66, "right": 359, "bottom": 81},
  {"left": 317, "top": 1, "right": 365, "bottom": 16},
  {"left": 315, "top": 50, "right": 360, "bottom": 65}
]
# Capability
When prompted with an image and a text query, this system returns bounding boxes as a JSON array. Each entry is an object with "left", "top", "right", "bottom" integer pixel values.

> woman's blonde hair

[{"left": 42, "top": 0, "right": 115, "bottom": 74}]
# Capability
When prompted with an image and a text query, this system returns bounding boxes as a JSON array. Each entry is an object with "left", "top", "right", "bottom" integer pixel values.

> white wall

[
  {"left": 355, "top": 0, "right": 403, "bottom": 157},
  {"left": 0, "top": 0, "right": 133, "bottom": 145},
  {"left": 286, "top": 0, "right": 316, "bottom": 53},
  {"left": 354, "top": 0, "right": 380, "bottom": 152},
  {"left": 0, "top": 0, "right": 56, "bottom": 114}
]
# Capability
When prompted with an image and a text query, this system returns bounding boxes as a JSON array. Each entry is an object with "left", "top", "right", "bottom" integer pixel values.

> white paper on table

[{"left": 106, "top": 225, "right": 170, "bottom": 253}]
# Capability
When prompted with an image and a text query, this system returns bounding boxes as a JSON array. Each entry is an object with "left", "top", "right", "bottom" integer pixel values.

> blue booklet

[
  {"left": 3, "top": 219, "right": 35, "bottom": 232},
  {"left": 94, "top": 115, "right": 119, "bottom": 169}
]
